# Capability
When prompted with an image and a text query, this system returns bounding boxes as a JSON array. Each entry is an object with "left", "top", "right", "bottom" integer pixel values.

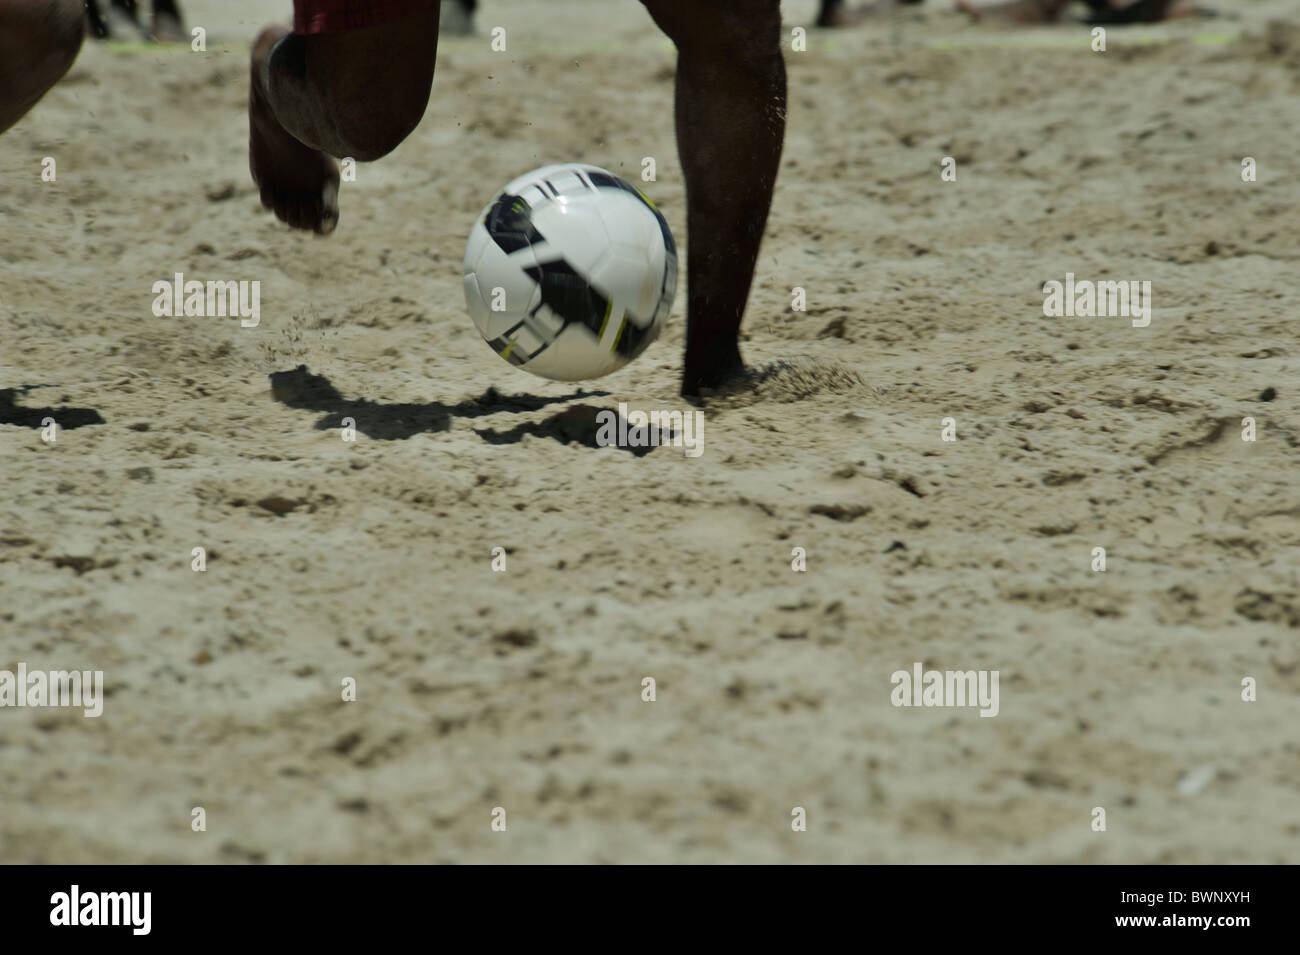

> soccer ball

[{"left": 462, "top": 163, "right": 678, "bottom": 381}]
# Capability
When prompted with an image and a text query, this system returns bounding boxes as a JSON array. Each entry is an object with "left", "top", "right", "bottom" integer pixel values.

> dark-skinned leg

[
  {"left": 0, "top": 0, "right": 83, "bottom": 134},
  {"left": 248, "top": 5, "right": 439, "bottom": 234},
  {"left": 640, "top": 0, "right": 786, "bottom": 398}
]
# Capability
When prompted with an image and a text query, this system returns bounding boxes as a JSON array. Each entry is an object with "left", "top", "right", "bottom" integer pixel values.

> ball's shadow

[
  {"left": 268, "top": 365, "right": 611, "bottom": 442},
  {"left": 472, "top": 403, "right": 660, "bottom": 456},
  {"left": 0, "top": 388, "right": 106, "bottom": 429}
]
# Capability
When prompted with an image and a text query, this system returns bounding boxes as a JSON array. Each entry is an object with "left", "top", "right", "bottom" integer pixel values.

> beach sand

[{"left": 1, "top": 0, "right": 1297, "bottom": 863}]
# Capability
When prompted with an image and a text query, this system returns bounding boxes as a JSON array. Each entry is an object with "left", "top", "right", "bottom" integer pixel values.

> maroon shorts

[{"left": 293, "top": 0, "right": 436, "bottom": 35}]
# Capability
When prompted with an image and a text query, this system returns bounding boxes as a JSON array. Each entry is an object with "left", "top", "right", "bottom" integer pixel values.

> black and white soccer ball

[{"left": 462, "top": 163, "right": 678, "bottom": 381}]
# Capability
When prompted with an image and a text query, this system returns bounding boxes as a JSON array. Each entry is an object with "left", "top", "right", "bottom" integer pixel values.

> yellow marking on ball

[{"left": 597, "top": 300, "right": 614, "bottom": 340}]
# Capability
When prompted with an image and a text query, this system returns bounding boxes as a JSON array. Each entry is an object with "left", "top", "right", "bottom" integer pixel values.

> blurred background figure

[
  {"left": 441, "top": 0, "right": 476, "bottom": 35},
  {"left": 817, "top": 0, "right": 923, "bottom": 27},
  {"left": 956, "top": 0, "right": 1207, "bottom": 22},
  {"left": 84, "top": 0, "right": 186, "bottom": 42},
  {"left": 817, "top": 0, "right": 1206, "bottom": 24}
]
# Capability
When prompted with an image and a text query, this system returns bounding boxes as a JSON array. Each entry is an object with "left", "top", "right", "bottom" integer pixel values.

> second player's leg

[
  {"left": 0, "top": 0, "right": 84, "bottom": 134},
  {"left": 640, "top": 0, "right": 787, "bottom": 397}
]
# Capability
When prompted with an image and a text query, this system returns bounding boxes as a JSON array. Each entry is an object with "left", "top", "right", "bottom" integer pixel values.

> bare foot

[
  {"left": 249, "top": 25, "right": 340, "bottom": 234},
  {"left": 681, "top": 347, "right": 747, "bottom": 401}
]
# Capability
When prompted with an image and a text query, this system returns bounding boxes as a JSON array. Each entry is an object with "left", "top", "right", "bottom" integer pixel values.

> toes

[
  {"left": 316, "top": 181, "right": 339, "bottom": 235},
  {"left": 256, "top": 183, "right": 339, "bottom": 234},
  {"left": 282, "top": 188, "right": 339, "bottom": 235},
  {"left": 287, "top": 198, "right": 310, "bottom": 231},
  {"left": 270, "top": 191, "right": 298, "bottom": 230}
]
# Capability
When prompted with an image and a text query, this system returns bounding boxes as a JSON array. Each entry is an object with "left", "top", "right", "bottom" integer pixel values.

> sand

[{"left": 1, "top": 0, "right": 1297, "bottom": 864}]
